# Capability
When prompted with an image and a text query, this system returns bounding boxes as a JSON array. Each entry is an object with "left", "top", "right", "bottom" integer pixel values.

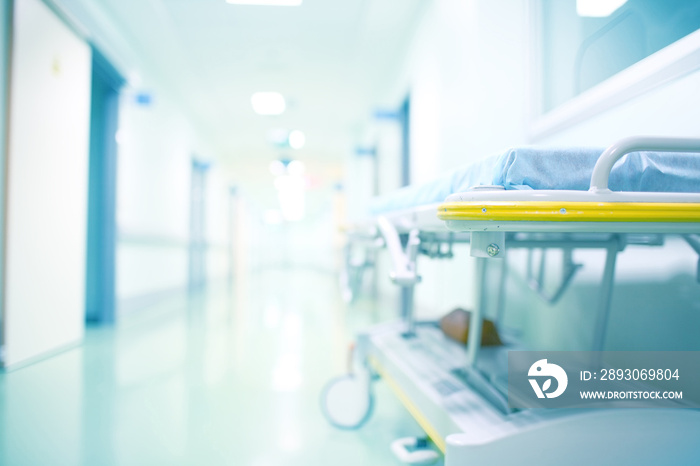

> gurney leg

[
  {"left": 592, "top": 236, "right": 621, "bottom": 352},
  {"left": 466, "top": 257, "right": 487, "bottom": 367},
  {"left": 400, "top": 285, "right": 416, "bottom": 338},
  {"left": 495, "top": 256, "right": 507, "bottom": 330},
  {"left": 462, "top": 257, "right": 514, "bottom": 412},
  {"left": 340, "top": 242, "right": 354, "bottom": 303}
]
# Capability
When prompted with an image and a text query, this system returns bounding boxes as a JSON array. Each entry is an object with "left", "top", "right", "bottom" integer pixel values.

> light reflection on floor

[{"left": 0, "top": 269, "right": 425, "bottom": 465}]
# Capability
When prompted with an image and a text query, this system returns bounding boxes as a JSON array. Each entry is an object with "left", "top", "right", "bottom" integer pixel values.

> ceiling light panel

[
  {"left": 288, "top": 130, "right": 305, "bottom": 149},
  {"left": 576, "top": 0, "right": 627, "bottom": 17},
  {"left": 251, "top": 92, "right": 286, "bottom": 115}
]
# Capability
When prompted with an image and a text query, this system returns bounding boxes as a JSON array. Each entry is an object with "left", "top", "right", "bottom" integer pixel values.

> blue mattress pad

[{"left": 369, "top": 147, "right": 700, "bottom": 215}]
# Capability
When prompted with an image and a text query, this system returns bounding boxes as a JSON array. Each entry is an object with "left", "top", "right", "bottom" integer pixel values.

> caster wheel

[{"left": 321, "top": 374, "right": 374, "bottom": 430}]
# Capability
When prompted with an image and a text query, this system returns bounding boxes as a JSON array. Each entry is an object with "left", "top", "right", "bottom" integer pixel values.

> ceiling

[{"left": 63, "top": 0, "right": 426, "bottom": 166}]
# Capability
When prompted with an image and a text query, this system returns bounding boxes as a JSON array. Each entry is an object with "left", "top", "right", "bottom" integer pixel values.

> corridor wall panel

[
  {"left": 0, "top": 0, "right": 12, "bottom": 339},
  {"left": 2, "top": 0, "right": 91, "bottom": 368}
]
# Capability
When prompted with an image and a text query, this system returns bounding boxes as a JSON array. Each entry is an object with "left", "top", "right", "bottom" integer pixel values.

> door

[{"left": 1, "top": 0, "right": 92, "bottom": 368}]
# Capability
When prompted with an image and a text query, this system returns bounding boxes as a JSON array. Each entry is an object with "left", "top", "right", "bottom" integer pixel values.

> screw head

[{"left": 486, "top": 243, "right": 500, "bottom": 257}]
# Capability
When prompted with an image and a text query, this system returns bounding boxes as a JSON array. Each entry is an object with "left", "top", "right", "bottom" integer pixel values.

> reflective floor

[{"left": 0, "top": 269, "right": 422, "bottom": 465}]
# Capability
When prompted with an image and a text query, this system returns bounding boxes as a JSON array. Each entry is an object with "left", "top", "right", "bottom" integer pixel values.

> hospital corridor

[
  {"left": 0, "top": 269, "right": 421, "bottom": 464},
  {"left": 1, "top": 0, "right": 700, "bottom": 465}
]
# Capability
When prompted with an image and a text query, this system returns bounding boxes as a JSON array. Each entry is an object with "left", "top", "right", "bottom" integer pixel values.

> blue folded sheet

[{"left": 369, "top": 147, "right": 700, "bottom": 215}]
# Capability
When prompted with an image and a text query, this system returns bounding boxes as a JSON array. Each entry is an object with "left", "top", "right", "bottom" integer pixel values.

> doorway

[
  {"left": 189, "top": 159, "right": 210, "bottom": 291},
  {"left": 85, "top": 47, "right": 123, "bottom": 324},
  {"left": 399, "top": 95, "right": 410, "bottom": 187}
]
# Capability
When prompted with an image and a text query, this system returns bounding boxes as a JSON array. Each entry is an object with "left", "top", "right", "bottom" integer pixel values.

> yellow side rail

[{"left": 437, "top": 201, "right": 700, "bottom": 223}]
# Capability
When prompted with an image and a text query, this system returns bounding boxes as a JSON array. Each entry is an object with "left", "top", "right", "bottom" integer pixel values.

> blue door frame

[
  {"left": 399, "top": 96, "right": 410, "bottom": 187},
  {"left": 85, "top": 48, "right": 123, "bottom": 324},
  {"left": 189, "top": 159, "right": 210, "bottom": 292}
]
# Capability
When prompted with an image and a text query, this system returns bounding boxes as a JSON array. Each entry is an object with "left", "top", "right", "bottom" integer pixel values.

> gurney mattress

[{"left": 370, "top": 147, "right": 700, "bottom": 214}]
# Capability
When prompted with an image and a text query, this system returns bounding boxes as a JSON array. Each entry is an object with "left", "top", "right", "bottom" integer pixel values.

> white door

[{"left": 2, "top": 0, "right": 92, "bottom": 368}]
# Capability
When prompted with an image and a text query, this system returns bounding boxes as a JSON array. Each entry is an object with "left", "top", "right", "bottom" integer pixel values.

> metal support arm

[{"left": 377, "top": 216, "right": 421, "bottom": 336}]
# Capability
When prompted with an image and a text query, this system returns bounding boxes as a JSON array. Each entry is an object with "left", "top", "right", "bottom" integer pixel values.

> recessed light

[
  {"left": 287, "top": 160, "right": 305, "bottom": 176},
  {"left": 251, "top": 92, "right": 285, "bottom": 115},
  {"left": 227, "top": 0, "right": 302, "bottom": 6},
  {"left": 576, "top": 0, "right": 627, "bottom": 17},
  {"left": 267, "top": 128, "right": 289, "bottom": 146},
  {"left": 269, "top": 160, "right": 286, "bottom": 176},
  {"left": 288, "top": 130, "right": 305, "bottom": 149}
]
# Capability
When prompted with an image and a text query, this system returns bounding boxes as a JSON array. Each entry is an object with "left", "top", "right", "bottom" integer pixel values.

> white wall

[
  {"left": 0, "top": 0, "right": 11, "bottom": 336},
  {"left": 115, "top": 88, "right": 233, "bottom": 308},
  {"left": 534, "top": 68, "right": 700, "bottom": 146},
  {"left": 402, "top": 0, "right": 529, "bottom": 176},
  {"left": 2, "top": 0, "right": 92, "bottom": 367},
  {"left": 115, "top": 91, "right": 193, "bottom": 302},
  {"left": 205, "top": 168, "right": 233, "bottom": 281},
  {"left": 344, "top": 154, "right": 375, "bottom": 223},
  {"left": 375, "top": 121, "right": 402, "bottom": 195}
]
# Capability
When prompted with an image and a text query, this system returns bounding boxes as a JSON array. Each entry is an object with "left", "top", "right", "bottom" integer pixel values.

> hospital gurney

[{"left": 323, "top": 137, "right": 700, "bottom": 465}]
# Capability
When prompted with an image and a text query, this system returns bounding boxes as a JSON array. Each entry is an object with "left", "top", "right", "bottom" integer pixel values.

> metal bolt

[{"left": 486, "top": 243, "right": 500, "bottom": 257}]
